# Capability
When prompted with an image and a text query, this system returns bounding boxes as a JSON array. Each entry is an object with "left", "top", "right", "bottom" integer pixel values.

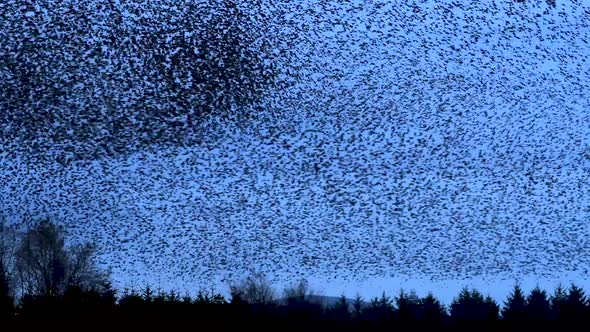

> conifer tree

[
  {"left": 394, "top": 289, "right": 421, "bottom": 321},
  {"left": 562, "top": 284, "right": 588, "bottom": 321},
  {"left": 99, "top": 281, "right": 117, "bottom": 310},
  {"left": 550, "top": 284, "right": 568, "bottom": 320},
  {"left": 327, "top": 295, "right": 350, "bottom": 320},
  {"left": 364, "top": 292, "right": 394, "bottom": 322},
  {"left": 451, "top": 288, "right": 499, "bottom": 320},
  {"left": 526, "top": 286, "right": 550, "bottom": 320},
  {"left": 352, "top": 293, "right": 363, "bottom": 318},
  {"left": 502, "top": 285, "right": 527, "bottom": 320},
  {"left": 421, "top": 292, "right": 447, "bottom": 321},
  {"left": 484, "top": 295, "right": 500, "bottom": 321},
  {"left": 142, "top": 285, "right": 154, "bottom": 303}
]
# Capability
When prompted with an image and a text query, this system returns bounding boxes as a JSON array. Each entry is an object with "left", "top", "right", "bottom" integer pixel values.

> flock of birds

[{"left": 1, "top": 0, "right": 589, "bottom": 294}]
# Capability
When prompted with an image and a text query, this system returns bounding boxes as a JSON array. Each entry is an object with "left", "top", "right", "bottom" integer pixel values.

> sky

[{"left": 1, "top": 0, "right": 590, "bottom": 303}]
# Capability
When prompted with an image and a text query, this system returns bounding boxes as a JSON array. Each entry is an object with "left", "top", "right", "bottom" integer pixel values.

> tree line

[{"left": 1, "top": 219, "right": 589, "bottom": 329}]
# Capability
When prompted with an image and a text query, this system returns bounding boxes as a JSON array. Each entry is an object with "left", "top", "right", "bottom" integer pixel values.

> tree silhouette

[
  {"left": 362, "top": 292, "right": 394, "bottom": 323},
  {"left": 99, "top": 281, "right": 117, "bottom": 311},
  {"left": 525, "top": 286, "right": 550, "bottom": 320},
  {"left": 450, "top": 288, "right": 499, "bottom": 320},
  {"left": 550, "top": 284, "right": 568, "bottom": 320},
  {"left": 118, "top": 288, "right": 144, "bottom": 319},
  {"left": 283, "top": 278, "right": 313, "bottom": 304},
  {"left": 4, "top": 276, "right": 590, "bottom": 325},
  {"left": 484, "top": 295, "right": 500, "bottom": 321},
  {"left": 394, "top": 289, "right": 421, "bottom": 321},
  {"left": 142, "top": 285, "right": 154, "bottom": 303},
  {"left": 326, "top": 295, "right": 350, "bottom": 321},
  {"left": 15, "top": 219, "right": 68, "bottom": 297},
  {"left": 15, "top": 219, "right": 109, "bottom": 297},
  {"left": 352, "top": 293, "right": 363, "bottom": 319},
  {"left": 502, "top": 284, "right": 527, "bottom": 320},
  {"left": 562, "top": 284, "right": 588, "bottom": 321},
  {"left": 282, "top": 279, "right": 323, "bottom": 323},
  {"left": 0, "top": 265, "right": 13, "bottom": 320},
  {"left": 0, "top": 220, "right": 16, "bottom": 320},
  {"left": 230, "top": 273, "right": 275, "bottom": 305},
  {"left": 420, "top": 293, "right": 447, "bottom": 321},
  {"left": 61, "top": 285, "right": 103, "bottom": 319},
  {"left": 66, "top": 243, "right": 110, "bottom": 291}
]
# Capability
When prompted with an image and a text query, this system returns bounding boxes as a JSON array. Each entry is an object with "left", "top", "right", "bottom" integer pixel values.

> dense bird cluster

[
  {"left": 1, "top": 0, "right": 589, "bottom": 296},
  {"left": 0, "top": 0, "right": 285, "bottom": 161}
]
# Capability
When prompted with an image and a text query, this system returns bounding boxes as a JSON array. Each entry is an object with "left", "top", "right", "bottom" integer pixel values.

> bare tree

[
  {"left": 230, "top": 273, "right": 275, "bottom": 305},
  {"left": 283, "top": 278, "right": 315, "bottom": 303},
  {"left": 15, "top": 219, "right": 67, "bottom": 297},
  {"left": 67, "top": 243, "right": 110, "bottom": 291},
  {"left": 15, "top": 219, "right": 109, "bottom": 297},
  {"left": 0, "top": 217, "right": 17, "bottom": 313}
]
